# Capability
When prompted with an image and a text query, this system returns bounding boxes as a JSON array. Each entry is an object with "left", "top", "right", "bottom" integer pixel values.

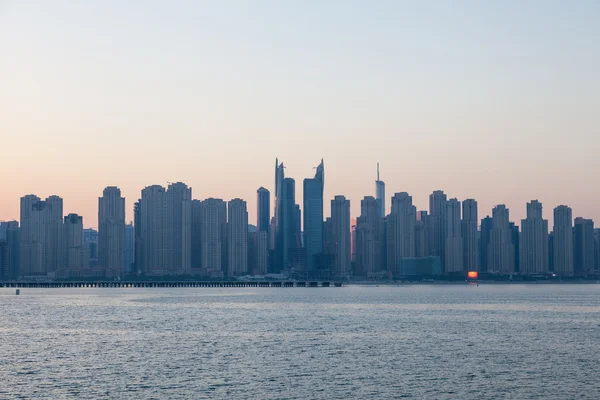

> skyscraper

[
  {"left": 574, "top": 217, "right": 594, "bottom": 276},
  {"left": 166, "top": 182, "right": 192, "bottom": 274},
  {"left": 125, "top": 222, "right": 135, "bottom": 274},
  {"left": 479, "top": 216, "right": 493, "bottom": 273},
  {"left": 445, "top": 198, "right": 463, "bottom": 274},
  {"left": 274, "top": 159, "right": 298, "bottom": 273},
  {"left": 429, "top": 190, "right": 447, "bottom": 272},
  {"left": 257, "top": 187, "right": 270, "bottom": 234},
  {"left": 98, "top": 186, "right": 125, "bottom": 277},
  {"left": 249, "top": 230, "right": 268, "bottom": 275},
  {"left": 462, "top": 199, "right": 478, "bottom": 272},
  {"left": 227, "top": 199, "right": 248, "bottom": 277},
  {"left": 593, "top": 228, "right": 600, "bottom": 273},
  {"left": 0, "top": 221, "right": 20, "bottom": 279},
  {"left": 330, "top": 195, "right": 351, "bottom": 277},
  {"left": 133, "top": 201, "right": 142, "bottom": 275},
  {"left": 19, "top": 195, "right": 64, "bottom": 277},
  {"left": 387, "top": 192, "right": 416, "bottom": 275},
  {"left": 140, "top": 185, "right": 167, "bottom": 276},
  {"left": 303, "top": 159, "right": 324, "bottom": 270},
  {"left": 488, "top": 205, "right": 515, "bottom": 274},
  {"left": 356, "top": 196, "right": 384, "bottom": 276},
  {"left": 63, "top": 213, "right": 88, "bottom": 277},
  {"left": 375, "top": 163, "right": 385, "bottom": 218},
  {"left": 415, "top": 211, "right": 430, "bottom": 257},
  {"left": 200, "top": 198, "right": 227, "bottom": 278},
  {"left": 520, "top": 200, "right": 549, "bottom": 275},
  {"left": 191, "top": 200, "right": 202, "bottom": 272}
]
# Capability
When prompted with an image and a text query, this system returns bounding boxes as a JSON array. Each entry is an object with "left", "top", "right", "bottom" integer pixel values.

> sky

[{"left": 1, "top": 0, "right": 599, "bottom": 228}]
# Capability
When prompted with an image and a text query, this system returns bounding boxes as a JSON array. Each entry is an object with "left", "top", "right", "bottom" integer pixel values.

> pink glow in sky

[{"left": 1, "top": 1, "right": 599, "bottom": 227}]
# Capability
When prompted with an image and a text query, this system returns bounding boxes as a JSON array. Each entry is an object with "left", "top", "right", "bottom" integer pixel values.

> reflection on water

[{"left": 1, "top": 285, "right": 600, "bottom": 399}]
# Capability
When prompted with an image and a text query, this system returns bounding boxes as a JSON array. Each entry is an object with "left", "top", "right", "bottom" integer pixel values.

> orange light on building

[{"left": 467, "top": 271, "right": 478, "bottom": 279}]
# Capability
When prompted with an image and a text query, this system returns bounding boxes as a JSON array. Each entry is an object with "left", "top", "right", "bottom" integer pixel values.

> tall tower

[
  {"left": 98, "top": 186, "right": 125, "bottom": 277},
  {"left": 200, "top": 198, "right": 227, "bottom": 278},
  {"left": 228, "top": 198, "right": 248, "bottom": 277},
  {"left": 140, "top": 185, "right": 167, "bottom": 276},
  {"left": 375, "top": 163, "right": 385, "bottom": 218},
  {"left": 462, "top": 199, "right": 478, "bottom": 272},
  {"left": 387, "top": 192, "right": 416, "bottom": 275},
  {"left": 273, "top": 159, "right": 297, "bottom": 273},
  {"left": 429, "top": 190, "right": 447, "bottom": 271},
  {"left": 330, "top": 195, "right": 351, "bottom": 277},
  {"left": 445, "top": 198, "right": 463, "bottom": 274},
  {"left": 63, "top": 213, "right": 88, "bottom": 277},
  {"left": 19, "top": 195, "right": 64, "bottom": 277},
  {"left": 520, "top": 200, "right": 549, "bottom": 275},
  {"left": 488, "top": 205, "right": 515, "bottom": 274},
  {"left": 479, "top": 216, "right": 492, "bottom": 273},
  {"left": 257, "top": 187, "right": 270, "bottom": 234},
  {"left": 574, "top": 217, "right": 594, "bottom": 276},
  {"left": 166, "top": 182, "right": 192, "bottom": 274},
  {"left": 553, "top": 205, "right": 573, "bottom": 276},
  {"left": 356, "top": 196, "right": 384, "bottom": 276},
  {"left": 303, "top": 159, "right": 324, "bottom": 270}
]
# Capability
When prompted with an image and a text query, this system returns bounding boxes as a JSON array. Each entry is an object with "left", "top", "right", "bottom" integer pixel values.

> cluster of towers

[{"left": 1, "top": 160, "right": 599, "bottom": 280}]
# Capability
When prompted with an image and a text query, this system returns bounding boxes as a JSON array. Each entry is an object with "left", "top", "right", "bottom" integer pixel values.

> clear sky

[{"left": 1, "top": 0, "right": 599, "bottom": 228}]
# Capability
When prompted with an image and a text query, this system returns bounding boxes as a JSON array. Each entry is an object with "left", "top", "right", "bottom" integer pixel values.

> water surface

[{"left": 1, "top": 284, "right": 599, "bottom": 399}]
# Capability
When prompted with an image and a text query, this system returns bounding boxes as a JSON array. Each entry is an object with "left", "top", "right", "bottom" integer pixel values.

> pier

[{"left": 0, "top": 281, "right": 342, "bottom": 289}]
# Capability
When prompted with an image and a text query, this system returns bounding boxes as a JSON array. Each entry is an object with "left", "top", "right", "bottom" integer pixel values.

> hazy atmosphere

[{"left": 1, "top": 0, "right": 599, "bottom": 227}]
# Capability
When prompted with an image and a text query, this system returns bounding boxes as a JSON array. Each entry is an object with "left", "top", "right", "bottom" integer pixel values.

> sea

[{"left": 1, "top": 284, "right": 600, "bottom": 399}]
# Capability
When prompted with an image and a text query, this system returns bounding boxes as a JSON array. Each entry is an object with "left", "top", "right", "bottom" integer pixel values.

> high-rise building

[
  {"left": 191, "top": 200, "right": 202, "bottom": 272},
  {"left": 140, "top": 185, "right": 167, "bottom": 276},
  {"left": 548, "top": 232, "right": 554, "bottom": 274},
  {"left": 303, "top": 159, "right": 324, "bottom": 270},
  {"left": 375, "top": 163, "right": 385, "bottom": 218},
  {"left": 19, "top": 195, "right": 64, "bottom": 277},
  {"left": 63, "top": 213, "right": 89, "bottom": 277},
  {"left": 274, "top": 159, "right": 298, "bottom": 273},
  {"left": 387, "top": 193, "right": 416, "bottom": 275},
  {"left": 0, "top": 221, "right": 19, "bottom": 279},
  {"left": 487, "top": 205, "right": 515, "bottom": 274},
  {"left": 510, "top": 222, "right": 520, "bottom": 273},
  {"left": 330, "top": 195, "right": 351, "bottom": 277},
  {"left": 227, "top": 199, "right": 248, "bottom": 277},
  {"left": 479, "top": 216, "right": 493, "bottom": 273},
  {"left": 593, "top": 228, "right": 600, "bottom": 273},
  {"left": 257, "top": 187, "right": 270, "bottom": 234},
  {"left": 520, "top": 200, "right": 549, "bottom": 275},
  {"left": 249, "top": 230, "right": 268, "bottom": 275},
  {"left": 574, "top": 217, "right": 594, "bottom": 276},
  {"left": 356, "top": 196, "right": 384, "bottom": 276},
  {"left": 200, "top": 198, "right": 227, "bottom": 278},
  {"left": 445, "top": 198, "right": 463, "bottom": 274},
  {"left": 594, "top": 228, "right": 600, "bottom": 273},
  {"left": 83, "top": 228, "right": 98, "bottom": 269},
  {"left": 415, "top": 211, "right": 430, "bottom": 257},
  {"left": 429, "top": 190, "right": 447, "bottom": 272},
  {"left": 133, "top": 201, "right": 142, "bottom": 274},
  {"left": 125, "top": 222, "right": 135, "bottom": 274},
  {"left": 166, "top": 182, "right": 192, "bottom": 274},
  {"left": 462, "top": 199, "right": 478, "bottom": 272},
  {"left": 98, "top": 186, "right": 125, "bottom": 277}
]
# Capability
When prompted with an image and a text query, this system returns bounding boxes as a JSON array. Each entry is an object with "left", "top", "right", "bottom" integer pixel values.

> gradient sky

[{"left": 1, "top": 0, "right": 599, "bottom": 228}]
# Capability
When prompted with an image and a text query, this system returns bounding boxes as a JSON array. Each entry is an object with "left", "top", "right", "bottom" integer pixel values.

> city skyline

[{"left": 1, "top": 159, "right": 599, "bottom": 230}]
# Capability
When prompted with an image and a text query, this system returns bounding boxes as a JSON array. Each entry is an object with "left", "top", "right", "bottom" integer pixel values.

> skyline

[
  {"left": 1, "top": 1, "right": 599, "bottom": 226},
  {"left": 1, "top": 158, "right": 599, "bottom": 229}
]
